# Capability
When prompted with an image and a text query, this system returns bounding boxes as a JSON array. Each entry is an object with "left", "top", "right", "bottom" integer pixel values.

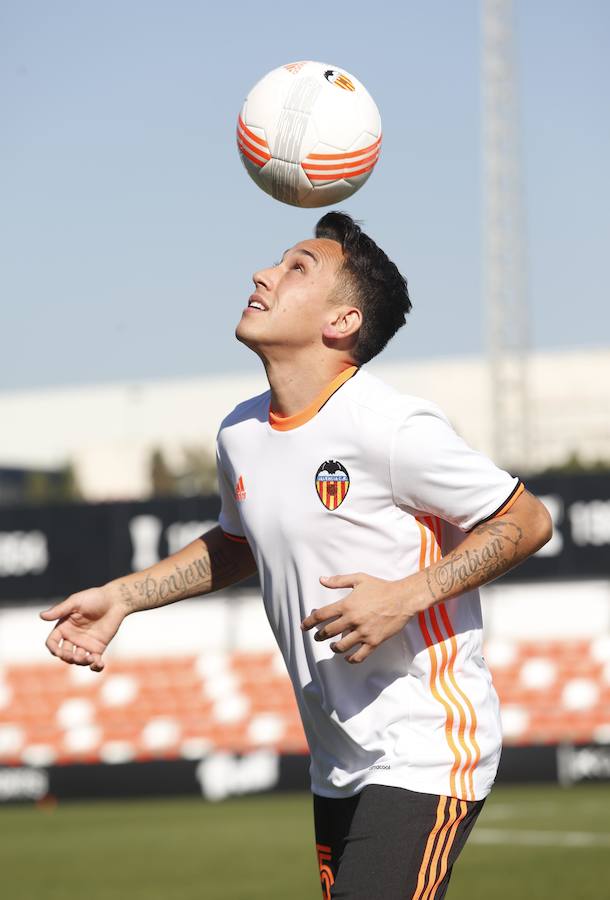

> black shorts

[{"left": 313, "top": 784, "right": 484, "bottom": 900}]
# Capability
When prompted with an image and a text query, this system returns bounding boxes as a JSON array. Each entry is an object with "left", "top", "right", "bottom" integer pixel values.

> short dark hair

[{"left": 315, "top": 211, "right": 411, "bottom": 365}]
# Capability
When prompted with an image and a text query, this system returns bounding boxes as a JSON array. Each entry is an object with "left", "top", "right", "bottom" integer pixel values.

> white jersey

[{"left": 216, "top": 367, "right": 523, "bottom": 801}]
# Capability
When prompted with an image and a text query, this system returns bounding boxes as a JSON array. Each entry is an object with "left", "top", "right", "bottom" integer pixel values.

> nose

[{"left": 252, "top": 264, "right": 274, "bottom": 292}]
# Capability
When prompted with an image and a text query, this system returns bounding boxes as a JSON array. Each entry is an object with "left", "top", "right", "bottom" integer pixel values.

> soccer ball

[{"left": 237, "top": 61, "right": 382, "bottom": 208}]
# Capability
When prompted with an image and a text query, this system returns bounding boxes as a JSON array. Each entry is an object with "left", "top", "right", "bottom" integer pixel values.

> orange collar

[{"left": 269, "top": 366, "right": 358, "bottom": 432}]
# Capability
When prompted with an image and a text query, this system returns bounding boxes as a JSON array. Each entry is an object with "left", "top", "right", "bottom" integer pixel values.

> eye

[{"left": 293, "top": 263, "right": 304, "bottom": 272}]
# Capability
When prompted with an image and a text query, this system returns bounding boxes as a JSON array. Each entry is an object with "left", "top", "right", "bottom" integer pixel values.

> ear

[{"left": 322, "top": 306, "right": 362, "bottom": 341}]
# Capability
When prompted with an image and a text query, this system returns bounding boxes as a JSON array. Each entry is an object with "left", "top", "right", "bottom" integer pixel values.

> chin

[{"left": 235, "top": 320, "right": 260, "bottom": 352}]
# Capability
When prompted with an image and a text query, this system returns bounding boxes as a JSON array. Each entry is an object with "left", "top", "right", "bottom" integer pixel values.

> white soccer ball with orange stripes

[{"left": 237, "top": 61, "right": 382, "bottom": 208}]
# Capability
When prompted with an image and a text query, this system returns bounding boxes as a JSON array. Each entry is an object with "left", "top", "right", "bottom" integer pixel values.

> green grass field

[{"left": 1, "top": 784, "right": 609, "bottom": 899}]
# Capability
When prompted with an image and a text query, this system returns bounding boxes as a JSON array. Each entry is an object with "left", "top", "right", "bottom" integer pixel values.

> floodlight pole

[{"left": 482, "top": 0, "right": 531, "bottom": 473}]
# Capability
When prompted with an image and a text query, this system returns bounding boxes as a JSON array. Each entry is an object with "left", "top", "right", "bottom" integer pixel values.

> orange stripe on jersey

[
  {"left": 495, "top": 481, "right": 525, "bottom": 517},
  {"left": 425, "top": 800, "right": 468, "bottom": 899},
  {"left": 425, "top": 516, "right": 473, "bottom": 799},
  {"left": 412, "top": 796, "right": 447, "bottom": 900},
  {"left": 428, "top": 514, "right": 481, "bottom": 799},
  {"left": 470, "top": 481, "right": 525, "bottom": 530},
  {"left": 439, "top": 605, "right": 482, "bottom": 800},
  {"left": 417, "top": 520, "right": 428, "bottom": 571},
  {"left": 418, "top": 610, "right": 462, "bottom": 798},
  {"left": 420, "top": 515, "right": 481, "bottom": 801},
  {"left": 428, "top": 516, "right": 442, "bottom": 559},
  {"left": 222, "top": 531, "right": 249, "bottom": 544},
  {"left": 417, "top": 520, "right": 462, "bottom": 797},
  {"left": 427, "top": 605, "right": 472, "bottom": 800},
  {"left": 424, "top": 516, "right": 440, "bottom": 563}
]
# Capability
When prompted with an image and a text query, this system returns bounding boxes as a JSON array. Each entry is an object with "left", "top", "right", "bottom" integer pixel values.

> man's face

[{"left": 236, "top": 238, "right": 346, "bottom": 356}]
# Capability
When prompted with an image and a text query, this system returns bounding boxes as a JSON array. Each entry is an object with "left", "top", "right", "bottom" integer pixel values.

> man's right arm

[
  {"left": 40, "top": 526, "right": 256, "bottom": 672},
  {"left": 114, "top": 526, "right": 255, "bottom": 613}
]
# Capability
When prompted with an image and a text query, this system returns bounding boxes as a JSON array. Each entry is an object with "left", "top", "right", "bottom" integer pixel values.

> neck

[{"left": 263, "top": 351, "right": 355, "bottom": 417}]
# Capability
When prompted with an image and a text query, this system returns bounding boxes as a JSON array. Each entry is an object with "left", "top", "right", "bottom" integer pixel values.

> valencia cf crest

[
  {"left": 315, "top": 460, "right": 350, "bottom": 511},
  {"left": 323, "top": 69, "right": 356, "bottom": 92}
]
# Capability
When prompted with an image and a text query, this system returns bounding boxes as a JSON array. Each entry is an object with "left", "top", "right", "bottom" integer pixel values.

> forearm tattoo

[
  {"left": 426, "top": 520, "right": 524, "bottom": 602},
  {"left": 119, "top": 543, "right": 240, "bottom": 612}
]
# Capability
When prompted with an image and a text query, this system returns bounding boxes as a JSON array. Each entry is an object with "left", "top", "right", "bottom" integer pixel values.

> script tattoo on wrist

[
  {"left": 426, "top": 520, "right": 524, "bottom": 601},
  {"left": 120, "top": 544, "right": 239, "bottom": 612},
  {"left": 118, "top": 582, "right": 135, "bottom": 608}
]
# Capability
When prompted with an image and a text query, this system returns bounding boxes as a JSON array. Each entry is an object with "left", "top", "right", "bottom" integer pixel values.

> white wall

[
  {"left": 3, "top": 580, "right": 608, "bottom": 669},
  {"left": 1, "top": 348, "right": 608, "bottom": 500}
]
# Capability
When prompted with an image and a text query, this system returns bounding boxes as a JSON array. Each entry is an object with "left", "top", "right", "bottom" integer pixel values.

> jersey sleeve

[
  {"left": 390, "top": 404, "right": 523, "bottom": 532},
  {"left": 215, "top": 443, "right": 247, "bottom": 542}
]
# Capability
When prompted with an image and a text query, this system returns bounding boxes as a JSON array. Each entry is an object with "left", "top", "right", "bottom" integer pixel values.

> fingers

[
  {"left": 302, "top": 603, "right": 373, "bottom": 664},
  {"left": 301, "top": 602, "right": 343, "bottom": 632},
  {"left": 330, "top": 630, "right": 361, "bottom": 655},
  {"left": 314, "top": 617, "right": 348, "bottom": 642},
  {"left": 327, "top": 630, "right": 371, "bottom": 664},
  {"left": 45, "top": 627, "right": 64, "bottom": 660},
  {"left": 49, "top": 636, "right": 79, "bottom": 665},
  {"left": 50, "top": 637, "right": 104, "bottom": 671},
  {"left": 44, "top": 624, "right": 106, "bottom": 671},
  {"left": 319, "top": 573, "right": 362, "bottom": 590},
  {"left": 72, "top": 646, "right": 89, "bottom": 664},
  {"left": 301, "top": 573, "right": 363, "bottom": 632},
  {"left": 89, "top": 653, "right": 105, "bottom": 673},
  {"left": 41, "top": 592, "right": 109, "bottom": 673},
  {"left": 40, "top": 597, "right": 77, "bottom": 622},
  {"left": 311, "top": 571, "right": 400, "bottom": 663},
  {"left": 344, "top": 644, "right": 371, "bottom": 664},
  {"left": 60, "top": 640, "right": 76, "bottom": 664}
]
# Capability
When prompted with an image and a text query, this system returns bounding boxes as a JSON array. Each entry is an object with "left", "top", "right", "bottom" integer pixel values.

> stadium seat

[{"left": 2, "top": 640, "right": 609, "bottom": 766}]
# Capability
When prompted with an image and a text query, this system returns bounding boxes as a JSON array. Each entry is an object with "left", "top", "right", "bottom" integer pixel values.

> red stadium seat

[{"left": 3, "top": 639, "right": 606, "bottom": 765}]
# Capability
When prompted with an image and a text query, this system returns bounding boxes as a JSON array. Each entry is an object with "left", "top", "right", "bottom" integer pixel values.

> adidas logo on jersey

[{"left": 234, "top": 475, "right": 247, "bottom": 502}]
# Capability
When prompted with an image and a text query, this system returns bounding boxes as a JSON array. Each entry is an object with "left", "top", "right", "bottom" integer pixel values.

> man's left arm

[{"left": 301, "top": 490, "right": 552, "bottom": 664}]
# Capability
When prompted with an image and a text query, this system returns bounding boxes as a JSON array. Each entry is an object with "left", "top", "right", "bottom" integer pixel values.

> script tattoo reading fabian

[
  {"left": 118, "top": 542, "right": 240, "bottom": 612},
  {"left": 426, "top": 519, "right": 524, "bottom": 601}
]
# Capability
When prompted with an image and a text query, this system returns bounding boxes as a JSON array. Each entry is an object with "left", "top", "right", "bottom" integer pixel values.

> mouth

[{"left": 246, "top": 293, "right": 268, "bottom": 312}]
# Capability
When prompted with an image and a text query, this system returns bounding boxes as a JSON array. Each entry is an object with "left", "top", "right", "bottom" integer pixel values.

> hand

[
  {"left": 39, "top": 586, "right": 129, "bottom": 672},
  {"left": 301, "top": 572, "right": 416, "bottom": 664}
]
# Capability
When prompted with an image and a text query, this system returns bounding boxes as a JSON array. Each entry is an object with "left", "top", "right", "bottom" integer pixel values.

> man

[{"left": 41, "top": 212, "right": 552, "bottom": 899}]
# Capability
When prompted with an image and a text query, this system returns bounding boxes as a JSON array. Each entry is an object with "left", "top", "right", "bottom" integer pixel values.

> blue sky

[{"left": 1, "top": 0, "right": 608, "bottom": 390}]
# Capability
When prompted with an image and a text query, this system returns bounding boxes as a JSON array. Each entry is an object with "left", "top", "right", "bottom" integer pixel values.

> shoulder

[
  {"left": 218, "top": 390, "right": 270, "bottom": 435},
  {"left": 346, "top": 368, "right": 451, "bottom": 428}
]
